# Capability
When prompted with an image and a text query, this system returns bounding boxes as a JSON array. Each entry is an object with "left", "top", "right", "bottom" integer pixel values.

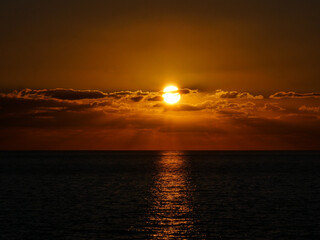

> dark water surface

[{"left": 0, "top": 151, "right": 319, "bottom": 239}]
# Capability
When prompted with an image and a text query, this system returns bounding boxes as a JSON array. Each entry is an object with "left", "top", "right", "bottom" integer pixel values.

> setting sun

[{"left": 162, "top": 86, "right": 181, "bottom": 104}]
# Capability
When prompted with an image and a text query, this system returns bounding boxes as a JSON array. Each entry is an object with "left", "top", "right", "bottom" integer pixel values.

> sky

[{"left": 0, "top": 0, "right": 320, "bottom": 150}]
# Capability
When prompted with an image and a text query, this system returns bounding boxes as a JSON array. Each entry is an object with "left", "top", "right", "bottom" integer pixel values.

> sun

[{"left": 162, "top": 85, "right": 181, "bottom": 104}]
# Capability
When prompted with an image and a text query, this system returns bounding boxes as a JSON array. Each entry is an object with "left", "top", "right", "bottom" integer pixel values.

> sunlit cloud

[
  {"left": 0, "top": 88, "right": 319, "bottom": 150},
  {"left": 270, "top": 91, "right": 320, "bottom": 99},
  {"left": 299, "top": 105, "right": 320, "bottom": 113}
]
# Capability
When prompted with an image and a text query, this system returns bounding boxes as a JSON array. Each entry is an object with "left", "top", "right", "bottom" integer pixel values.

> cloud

[
  {"left": 5, "top": 87, "right": 197, "bottom": 104},
  {"left": 153, "top": 100, "right": 256, "bottom": 118},
  {"left": 261, "top": 103, "right": 285, "bottom": 111},
  {"left": 212, "top": 90, "right": 264, "bottom": 99},
  {"left": 158, "top": 88, "right": 196, "bottom": 95},
  {"left": 270, "top": 91, "right": 320, "bottom": 99},
  {"left": 159, "top": 103, "right": 203, "bottom": 112},
  {"left": 107, "top": 91, "right": 134, "bottom": 99},
  {"left": 299, "top": 105, "right": 320, "bottom": 113},
  {"left": 14, "top": 88, "right": 108, "bottom": 100},
  {"left": 145, "top": 88, "right": 196, "bottom": 102},
  {"left": 130, "top": 96, "right": 144, "bottom": 102},
  {"left": 147, "top": 96, "right": 163, "bottom": 101},
  {"left": 1, "top": 88, "right": 320, "bottom": 150},
  {"left": 0, "top": 91, "right": 114, "bottom": 113},
  {"left": 178, "top": 88, "right": 198, "bottom": 94}
]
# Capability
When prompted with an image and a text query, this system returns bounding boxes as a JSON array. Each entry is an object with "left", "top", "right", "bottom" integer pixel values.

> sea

[{"left": 0, "top": 151, "right": 319, "bottom": 239}]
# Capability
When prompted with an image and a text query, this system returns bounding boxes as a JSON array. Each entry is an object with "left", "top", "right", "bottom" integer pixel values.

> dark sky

[{"left": 1, "top": 0, "right": 319, "bottom": 93}]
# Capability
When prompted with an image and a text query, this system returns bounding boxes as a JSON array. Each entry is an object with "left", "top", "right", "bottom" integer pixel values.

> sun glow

[{"left": 162, "top": 86, "right": 181, "bottom": 104}]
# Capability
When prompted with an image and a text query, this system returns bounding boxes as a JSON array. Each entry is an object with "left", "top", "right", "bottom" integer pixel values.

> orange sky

[
  {"left": 0, "top": 1, "right": 320, "bottom": 149},
  {"left": 0, "top": 0, "right": 320, "bottom": 93}
]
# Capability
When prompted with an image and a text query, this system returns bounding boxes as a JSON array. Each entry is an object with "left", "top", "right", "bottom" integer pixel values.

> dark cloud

[
  {"left": 0, "top": 94, "right": 76, "bottom": 114},
  {"left": 16, "top": 88, "right": 108, "bottom": 100},
  {"left": 0, "top": 90, "right": 116, "bottom": 130},
  {"left": 159, "top": 88, "right": 195, "bottom": 94},
  {"left": 147, "top": 96, "right": 163, "bottom": 101},
  {"left": 270, "top": 91, "right": 320, "bottom": 99},
  {"left": 179, "top": 89, "right": 190, "bottom": 94},
  {"left": 0, "top": 92, "right": 113, "bottom": 114},
  {"left": 179, "top": 89, "right": 197, "bottom": 94},
  {"left": 130, "top": 96, "right": 144, "bottom": 102}
]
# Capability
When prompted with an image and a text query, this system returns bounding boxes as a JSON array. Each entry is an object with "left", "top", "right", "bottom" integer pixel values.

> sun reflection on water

[{"left": 147, "top": 151, "right": 198, "bottom": 239}]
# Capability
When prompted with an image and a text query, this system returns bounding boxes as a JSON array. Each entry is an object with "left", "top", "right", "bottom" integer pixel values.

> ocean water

[{"left": 0, "top": 151, "right": 319, "bottom": 239}]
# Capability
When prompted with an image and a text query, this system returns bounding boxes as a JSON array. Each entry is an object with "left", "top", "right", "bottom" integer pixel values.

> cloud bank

[
  {"left": 270, "top": 91, "right": 320, "bottom": 99},
  {"left": 0, "top": 88, "right": 319, "bottom": 150}
]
